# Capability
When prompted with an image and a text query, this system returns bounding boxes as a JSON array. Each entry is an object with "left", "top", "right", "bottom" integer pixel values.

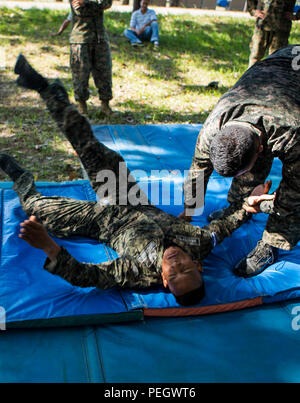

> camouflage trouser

[
  {"left": 228, "top": 148, "right": 300, "bottom": 251},
  {"left": 13, "top": 84, "right": 142, "bottom": 241},
  {"left": 248, "top": 26, "right": 290, "bottom": 67},
  {"left": 13, "top": 173, "right": 103, "bottom": 240},
  {"left": 70, "top": 40, "right": 112, "bottom": 102}
]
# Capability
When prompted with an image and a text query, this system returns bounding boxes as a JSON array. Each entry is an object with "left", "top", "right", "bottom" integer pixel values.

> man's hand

[
  {"left": 243, "top": 180, "right": 275, "bottom": 214},
  {"left": 254, "top": 10, "right": 265, "bottom": 19},
  {"left": 137, "top": 20, "right": 156, "bottom": 35},
  {"left": 19, "top": 216, "right": 61, "bottom": 261},
  {"left": 178, "top": 210, "right": 192, "bottom": 223},
  {"left": 72, "top": 0, "right": 85, "bottom": 10},
  {"left": 144, "top": 19, "right": 156, "bottom": 27}
]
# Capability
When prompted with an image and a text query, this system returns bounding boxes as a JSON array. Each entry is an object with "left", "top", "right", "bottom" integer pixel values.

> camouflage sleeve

[
  {"left": 86, "top": 0, "right": 113, "bottom": 9},
  {"left": 70, "top": 0, "right": 112, "bottom": 16},
  {"left": 227, "top": 152, "right": 274, "bottom": 206},
  {"left": 43, "top": 246, "right": 139, "bottom": 289},
  {"left": 260, "top": 200, "right": 275, "bottom": 214},
  {"left": 272, "top": 144, "right": 300, "bottom": 217},
  {"left": 204, "top": 207, "right": 252, "bottom": 245},
  {"left": 183, "top": 128, "right": 214, "bottom": 211},
  {"left": 247, "top": 0, "right": 259, "bottom": 15}
]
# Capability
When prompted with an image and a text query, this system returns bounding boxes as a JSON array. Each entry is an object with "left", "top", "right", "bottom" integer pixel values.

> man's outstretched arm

[
  {"left": 202, "top": 182, "right": 275, "bottom": 246},
  {"left": 19, "top": 216, "right": 145, "bottom": 289}
]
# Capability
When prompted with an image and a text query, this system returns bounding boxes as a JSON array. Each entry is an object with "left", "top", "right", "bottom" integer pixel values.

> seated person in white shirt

[{"left": 124, "top": 0, "right": 159, "bottom": 47}]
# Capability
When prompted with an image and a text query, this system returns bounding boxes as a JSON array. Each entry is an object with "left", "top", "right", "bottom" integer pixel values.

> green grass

[{"left": 1, "top": 6, "right": 300, "bottom": 181}]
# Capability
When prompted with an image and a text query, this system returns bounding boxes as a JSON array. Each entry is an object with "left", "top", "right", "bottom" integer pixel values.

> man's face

[
  {"left": 140, "top": 0, "right": 149, "bottom": 11},
  {"left": 235, "top": 136, "right": 263, "bottom": 177},
  {"left": 161, "top": 246, "right": 203, "bottom": 297}
]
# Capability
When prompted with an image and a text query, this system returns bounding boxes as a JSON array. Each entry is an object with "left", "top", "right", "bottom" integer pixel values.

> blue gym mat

[{"left": 0, "top": 124, "right": 299, "bottom": 328}]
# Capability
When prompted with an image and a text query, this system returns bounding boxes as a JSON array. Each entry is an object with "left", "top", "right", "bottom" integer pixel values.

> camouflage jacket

[
  {"left": 185, "top": 45, "right": 300, "bottom": 215},
  {"left": 247, "top": 0, "right": 297, "bottom": 32},
  {"left": 44, "top": 203, "right": 248, "bottom": 290},
  {"left": 37, "top": 73, "right": 249, "bottom": 292},
  {"left": 69, "top": 0, "right": 112, "bottom": 44}
]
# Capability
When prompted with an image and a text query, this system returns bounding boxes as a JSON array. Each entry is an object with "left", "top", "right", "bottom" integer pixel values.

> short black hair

[
  {"left": 175, "top": 282, "right": 205, "bottom": 306},
  {"left": 210, "top": 125, "right": 257, "bottom": 177}
]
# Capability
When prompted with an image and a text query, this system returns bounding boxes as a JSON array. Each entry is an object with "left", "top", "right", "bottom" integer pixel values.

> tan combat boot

[
  {"left": 77, "top": 99, "right": 87, "bottom": 115},
  {"left": 100, "top": 100, "right": 113, "bottom": 116}
]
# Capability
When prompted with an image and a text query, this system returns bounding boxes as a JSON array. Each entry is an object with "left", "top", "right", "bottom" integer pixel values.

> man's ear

[
  {"left": 161, "top": 272, "right": 168, "bottom": 288},
  {"left": 258, "top": 144, "right": 264, "bottom": 153},
  {"left": 193, "top": 261, "right": 203, "bottom": 272}
]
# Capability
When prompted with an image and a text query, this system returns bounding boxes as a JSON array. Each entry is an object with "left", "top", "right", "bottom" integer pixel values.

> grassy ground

[{"left": 1, "top": 7, "right": 300, "bottom": 181}]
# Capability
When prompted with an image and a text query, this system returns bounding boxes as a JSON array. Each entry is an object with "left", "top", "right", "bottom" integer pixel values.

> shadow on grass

[
  {"left": 3, "top": 7, "right": 300, "bottom": 76},
  {"left": 0, "top": 7, "right": 253, "bottom": 79},
  {"left": 88, "top": 99, "right": 211, "bottom": 124},
  {"left": 0, "top": 77, "right": 81, "bottom": 181},
  {"left": 112, "top": 14, "right": 253, "bottom": 74}
]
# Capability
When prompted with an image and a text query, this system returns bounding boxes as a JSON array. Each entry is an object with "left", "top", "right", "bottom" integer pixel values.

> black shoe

[
  {"left": 0, "top": 153, "right": 26, "bottom": 181},
  {"left": 233, "top": 240, "right": 278, "bottom": 278},
  {"left": 131, "top": 42, "right": 144, "bottom": 47},
  {"left": 14, "top": 54, "right": 48, "bottom": 93}
]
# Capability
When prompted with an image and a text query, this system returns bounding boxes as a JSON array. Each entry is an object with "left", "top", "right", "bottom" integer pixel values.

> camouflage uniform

[
  {"left": 69, "top": 0, "right": 113, "bottom": 102},
  {"left": 12, "top": 84, "right": 249, "bottom": 291},
  {"left": 184, "top": 45, "right": 300, "bottom": 251},
  {"left": 247, "top": 0, "right": 298, "bottom": 67}
]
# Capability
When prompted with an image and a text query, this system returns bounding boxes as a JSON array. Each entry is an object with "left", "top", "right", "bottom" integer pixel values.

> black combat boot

[
  {"left": 233, "top": 240, "right": 278, "bottom": 277},
  {"left": 0, "top": 153, "right": 26, "bottom": 181},
  {"left": 14, "top": 54, "right": 49, "bottom": 93}
]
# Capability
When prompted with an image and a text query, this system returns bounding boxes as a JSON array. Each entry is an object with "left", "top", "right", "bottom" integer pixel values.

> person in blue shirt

[{"left": 124, "top": 0, "right": 159, "bottom": 48}]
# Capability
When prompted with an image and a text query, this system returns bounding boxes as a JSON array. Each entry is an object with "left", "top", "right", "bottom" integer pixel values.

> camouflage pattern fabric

[
  {"left": 184, "top": 45, "right": 300, "bottom": 251},
  {"left": 247, "top": 0, "right": 297, "bottom": 66},
  {"left": 12, "top": 84, "right": 249, "bottom": 290},
  {"left": 248, "top": 25, "right": 290, "bottom": 66},
  {"left": 70, "top": 41, "right": 112, "bottom": 102},
  {"left": 68, "top": 0, "right": 113, "bottom": 101},
  {"left": 69, "top": 0, "right": 113, "bottom": 44}
]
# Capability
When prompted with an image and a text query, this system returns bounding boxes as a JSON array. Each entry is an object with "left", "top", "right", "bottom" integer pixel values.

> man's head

[
  {"left": 161, "top": 246, "right": 205, "bottom": 306},
  {"left": 140, "top": 0, "right": 149, "bottom": 12},
  {"left": 210, "top": 125, "right": 263, "bottom": 177}
]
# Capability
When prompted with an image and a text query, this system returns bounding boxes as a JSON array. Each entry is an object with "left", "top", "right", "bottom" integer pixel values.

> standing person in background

[
  {"left": 247, "top": 0, "right": 300, "bottom": 67},
  {"left": 124, "top": 0, "right": 159, "bottom": 48},
  {"left": 69, "top": 0, "right": 113, "bottom": 116}
]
